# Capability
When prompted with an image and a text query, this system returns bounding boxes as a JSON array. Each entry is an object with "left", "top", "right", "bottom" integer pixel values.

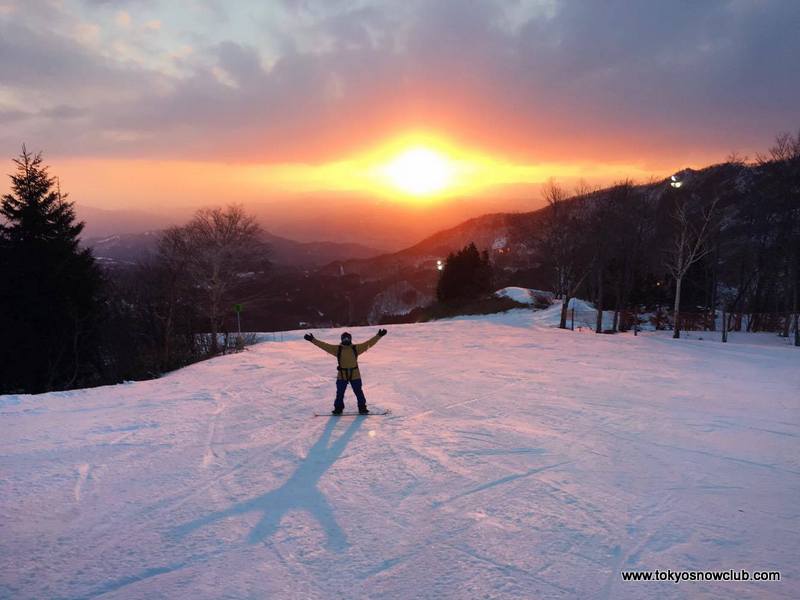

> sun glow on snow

[{"left": 380, "top": 147, "right": 455, "bottom": 196}]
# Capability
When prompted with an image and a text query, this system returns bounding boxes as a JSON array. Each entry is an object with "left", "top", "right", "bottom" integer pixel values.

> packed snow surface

[{"left": 1, "top": 305, "right": 799, "bottom": 599}]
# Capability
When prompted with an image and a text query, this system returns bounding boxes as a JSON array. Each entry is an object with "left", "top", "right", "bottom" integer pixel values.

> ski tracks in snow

[
  {"left": 3, "top": 315, "right": 799, "bottom": 599},
  {"left": 73, "top": 463, "right": 90, "bottom": 503},
  {"left": 201, "top": 390, "right": 230, "bottom": 468}
]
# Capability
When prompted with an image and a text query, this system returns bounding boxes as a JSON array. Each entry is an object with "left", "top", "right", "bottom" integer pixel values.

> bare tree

[
  {"left": 587, "top": 181, "right": 635, "bottom": 333},
  {"left": 164, "top": 205, "right": 266, "bottom": 355},
  {"left": 155, "top": 227, "right": 194, "bottom": 365},
  {"left": 540, "top": 180, "right": 570, "bottom": 298},
  {"left": 666, "top": 196, "right": 718, "bottom": 339},
  {"left": 757, "top": 130, "right": 800, "bottom": 344},
  {"left": 602, "top": 182, "right": 653, "bottom": 332},
  {"left": 538, "top": 180, "right": 594, "bottom": 329},
  {"left": 755, "top": 129, "right": 800, "bottom": 165},
  {"left": 725, "top": 150, "right": 749, "bottom": 166}
]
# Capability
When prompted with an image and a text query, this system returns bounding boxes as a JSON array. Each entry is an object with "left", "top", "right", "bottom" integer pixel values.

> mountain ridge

[{"left": 84, "top": 229, "right": 386, "bottom": 269}]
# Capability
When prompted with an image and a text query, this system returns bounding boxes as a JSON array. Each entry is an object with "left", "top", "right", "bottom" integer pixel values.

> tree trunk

[
  {"left": 709, "top": 256, "right": 718, "bottom": 331},
  {"left": 559, "top": 296, "right": 571, "bottom": 329},
  {"left": 162, "top": 285, "right": 176, "bottom": 369},
  {"left": 67, "top": 314, "right": 82, "bottom": 389},
  {"left": 747, "top": 268, "right": 764, "bottom": 332},
  {"left": 209, "top": 258, "right": 222, "bottom": 355},
  {"left": 209, "top": 290, "right": 220, "bottom": 355},
  {"left": 793, "top": 251, "right": 799, "bottom": 346},
  {"left": 673, "top": 276, "right": 682, "bottom": 339},
  {"left": 210, "top": 314, "right": 219, "bottom": 354},
  {"left": 722, "top": 310, "right": 728, "bottom": 343},
  {"left": 795, "top": 313, "right": 799, "bottom": 347},
  {"left": 595, "top": 269, "right": 604, "bottom": 334},
  {"left": 163, "top": 308, "right": 173, "bottom": 368},
  {"left": 785, "top": 253, "right": 797, "bottom": 337},
  {"left": 559, "top": 269, "right": 590, "bottom": 331}
]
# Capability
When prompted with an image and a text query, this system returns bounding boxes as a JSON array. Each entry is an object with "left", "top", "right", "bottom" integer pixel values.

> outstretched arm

[
  {"left": 304, "top": 333, "right": 339, "bottom": 356},
  {"left": 355, "top": 329, "right": 387, "bottom": 354}
]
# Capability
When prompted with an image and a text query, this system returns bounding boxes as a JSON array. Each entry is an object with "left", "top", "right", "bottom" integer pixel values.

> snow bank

[{"left": 495, "top": 286, "right": 554, "bottom": 306}]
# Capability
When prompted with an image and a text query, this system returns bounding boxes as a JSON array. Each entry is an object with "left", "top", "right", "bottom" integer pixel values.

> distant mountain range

[
  {"left": 84, "top": 229, "right": 385, "bottom": 269},
  {"left": 76, "top": 205, "right": 181, "bottom": 238},
  {"left": 306, "top": 158, "right": 795, "bottom": 327},
  {"left": 76, "top": 190, "right": 538, "bottom": 254},
  {"left": 319, "top": 160, "right": 768, "bottom": 282},
  {"left": 83, "top": 158, "right": 792, "bottom": 330},
  {"left": 318, "top": 212, "right": 532, "bottom": 280},
  {"left": 83, "top": 162, "right": 751, "bottom": 279}
]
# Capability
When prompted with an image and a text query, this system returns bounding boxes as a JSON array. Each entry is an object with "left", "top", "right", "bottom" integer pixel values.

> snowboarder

[{"left": 304, "top": 329, "right": 387, "bottom": 415}]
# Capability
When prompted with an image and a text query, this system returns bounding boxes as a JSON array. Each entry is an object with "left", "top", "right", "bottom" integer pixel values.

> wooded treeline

[
  {"left": 0, "top": 148, "right": 270, "bottom": 393},
  {"left": 535, "top": 130, "right": 800, "bottom": 342},
  {"left": 2, "top": 129, "right": 797, "bottom": 394}
]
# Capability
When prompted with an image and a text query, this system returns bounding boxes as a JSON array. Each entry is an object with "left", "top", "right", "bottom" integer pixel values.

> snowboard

[{"left": 314, "top": 409, "right": 391, "bottom": 417}]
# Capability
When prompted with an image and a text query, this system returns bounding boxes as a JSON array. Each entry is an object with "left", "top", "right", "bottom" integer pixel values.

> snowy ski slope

[{"left": 1, "top": 305, "right": 798, "bottom": 599}]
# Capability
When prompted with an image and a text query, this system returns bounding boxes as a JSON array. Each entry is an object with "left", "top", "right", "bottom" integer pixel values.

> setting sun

[{"left": 381, "top": 147, "right": 455, "bottom": 196}]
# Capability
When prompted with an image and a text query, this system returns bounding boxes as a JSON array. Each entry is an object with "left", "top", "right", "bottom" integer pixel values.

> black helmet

[{"left": 340, "top": 332, "right": 352, "bottom": 345}]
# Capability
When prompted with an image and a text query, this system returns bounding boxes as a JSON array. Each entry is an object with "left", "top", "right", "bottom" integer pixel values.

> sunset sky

[{"left": 1, "top": 0, "right": 799, "bottom": 245}]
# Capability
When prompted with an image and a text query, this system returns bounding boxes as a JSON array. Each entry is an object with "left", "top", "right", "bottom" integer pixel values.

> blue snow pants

[{"left": 335, "top": 378, "right": 367, "bottom": 412}]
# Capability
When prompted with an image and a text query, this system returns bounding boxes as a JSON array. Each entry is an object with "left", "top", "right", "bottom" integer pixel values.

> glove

[
  {"left": 304, "top": 333, "right": 314, "bottom": 341},
  {"left": 377, "top": 329, "right": 387, "bottom": 337}
]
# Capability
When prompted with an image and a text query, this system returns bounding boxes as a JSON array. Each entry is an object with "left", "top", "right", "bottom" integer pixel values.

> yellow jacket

[{"left": 310, "top": 334, "right": 382, "bottom": 380}]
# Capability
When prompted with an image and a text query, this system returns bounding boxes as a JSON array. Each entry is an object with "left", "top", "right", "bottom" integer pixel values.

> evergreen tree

[
  {"left": 0, "top": 147, "right": 103, "bottom": 393},
  {"left": 437, "top": 242, "right": 493, "bottom": 304}
]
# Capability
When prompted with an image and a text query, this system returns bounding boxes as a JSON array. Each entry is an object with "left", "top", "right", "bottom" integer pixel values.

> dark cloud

[
  {"left": 0, "top": 17, "right": 160, "bottom": 93},
  {"left": 1, "top": 0, "right": 798, "bottom": 165}
]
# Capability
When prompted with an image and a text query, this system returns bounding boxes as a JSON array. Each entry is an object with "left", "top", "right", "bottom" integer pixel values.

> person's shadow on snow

[{"left": 173, "top": 417, "right": 365, "bottom": 550}]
